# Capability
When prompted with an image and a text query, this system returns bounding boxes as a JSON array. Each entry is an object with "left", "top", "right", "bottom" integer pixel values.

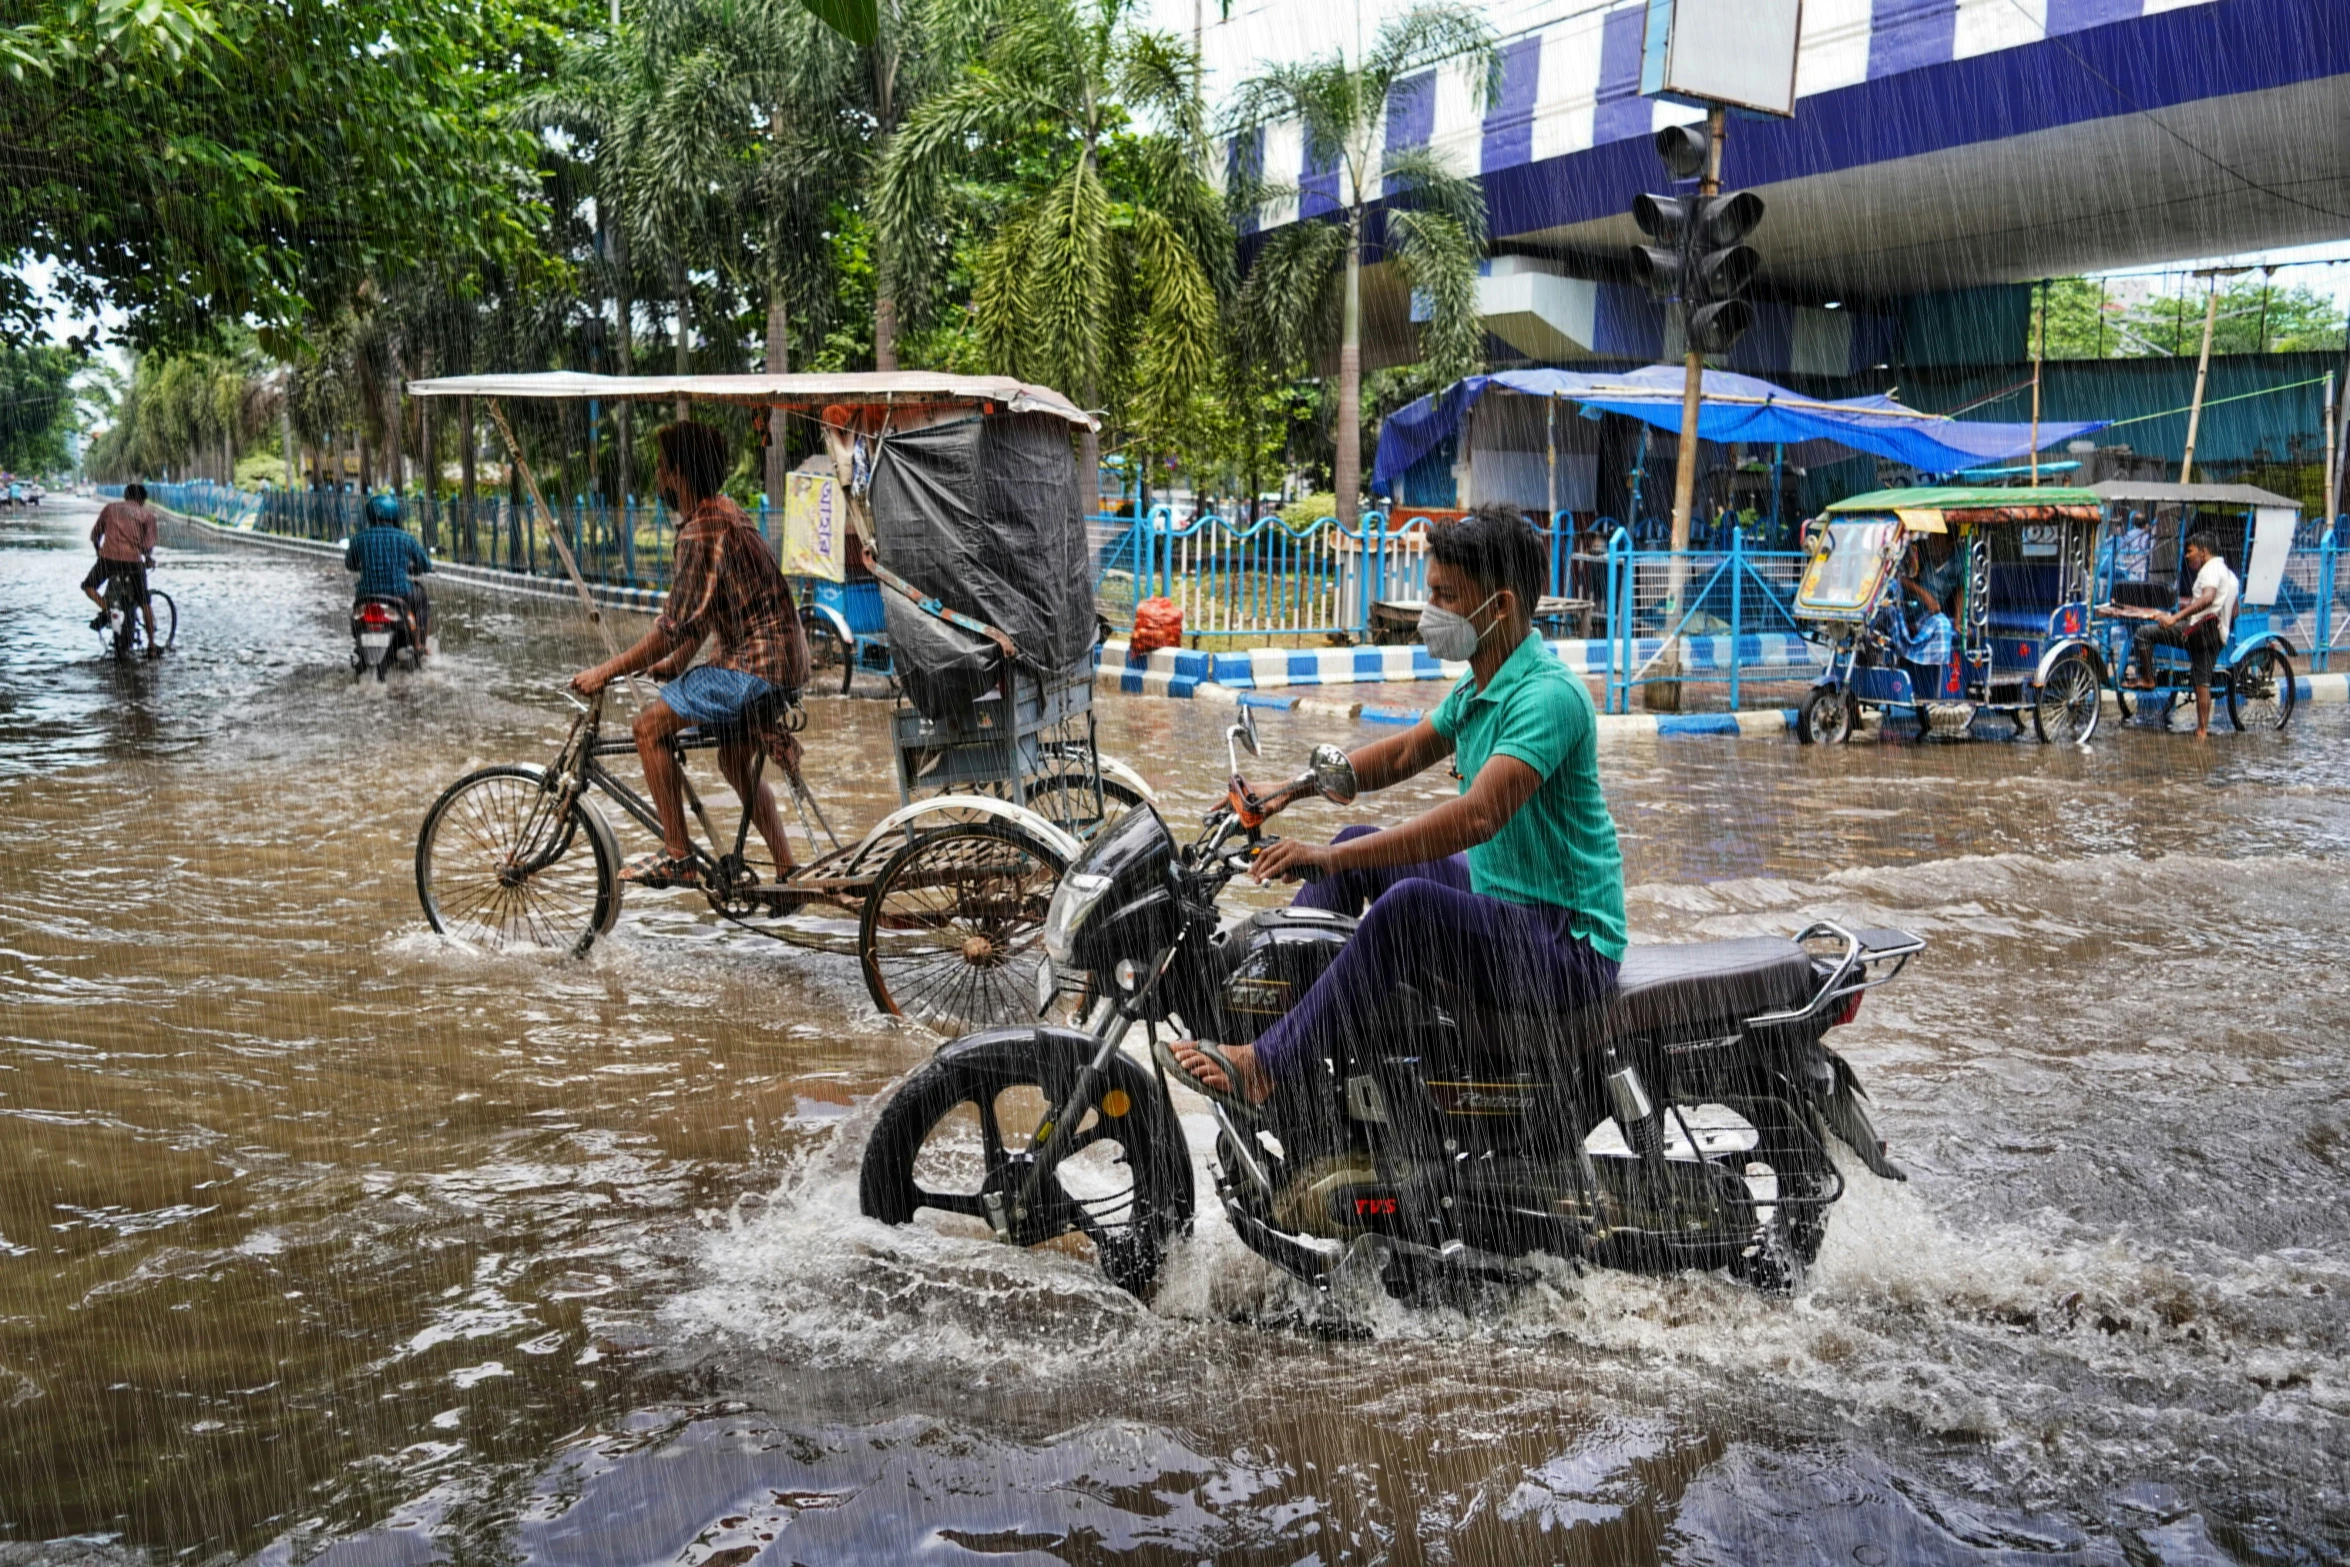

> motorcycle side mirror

[
  {"left": 1226, "top": 706, "right": 1262, "bottom": 773},
  {"left": 1308, "top": 743, "right": 1357, "bottom": 805}
]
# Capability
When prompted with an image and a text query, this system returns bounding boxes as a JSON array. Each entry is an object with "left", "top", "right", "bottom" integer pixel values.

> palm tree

[
  {"left": 1229, "top": 4, "right": 1493, "bottom": 524},
  {"left": 875, "top": 0, "right": 1225, "bottom": 488}
]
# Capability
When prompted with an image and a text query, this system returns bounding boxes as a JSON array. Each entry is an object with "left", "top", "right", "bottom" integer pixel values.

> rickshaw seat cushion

[{"left": 1445, "top": 938, "right": 1817, "bottom": 1061}]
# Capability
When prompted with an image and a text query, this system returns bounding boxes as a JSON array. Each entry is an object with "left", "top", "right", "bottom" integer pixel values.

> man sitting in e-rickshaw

[
  {"left": 569, "top": 420, "right": 812, "bottom": 886},
  {"left": 1877, "top": 551, "right": 1954, "bottom": 703}
]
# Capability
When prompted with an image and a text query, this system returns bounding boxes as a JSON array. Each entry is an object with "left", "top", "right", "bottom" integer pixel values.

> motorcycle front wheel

[{"left": 859, "top": 1033, "right": 1193, "bottom": 1298}]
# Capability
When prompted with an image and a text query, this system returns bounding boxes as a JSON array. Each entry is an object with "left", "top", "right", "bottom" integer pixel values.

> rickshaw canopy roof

[
  {"left": 2086, "top": 480, "right": 2299, "bottom": 510},
  {"left": 404, "top": 370, "right": 1097, "bottom": 430},
  {"left": 1827, "top": 486, "right": 2105, "bottom": 523}
]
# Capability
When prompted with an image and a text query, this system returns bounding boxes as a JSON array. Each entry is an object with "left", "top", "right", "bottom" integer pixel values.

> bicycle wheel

[
  {"left": 858, "top": 820, "right": 1067, "bottom": 1035},
  {"left": 2227, "top": 646, "right": 2296, "bottom": 732},
  {"left": 147, "top": 591, "right": 177, "bottom": 650},
  {"left": 416, "top": 766, "right": 619, "bottom": 955}
]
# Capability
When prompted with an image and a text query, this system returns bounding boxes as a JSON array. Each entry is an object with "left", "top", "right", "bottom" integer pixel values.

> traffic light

[{"left": 1627, "top": 133, "right": 1766, "bottom": 356}]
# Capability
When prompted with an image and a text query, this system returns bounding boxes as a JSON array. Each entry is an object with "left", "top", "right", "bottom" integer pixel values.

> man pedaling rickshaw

[
  {"left": 1166, "top": 505, "right": 1628, "bottom": 1110},
  {"left": 569, "top": 420, "right": 811, "bottom": 887}
]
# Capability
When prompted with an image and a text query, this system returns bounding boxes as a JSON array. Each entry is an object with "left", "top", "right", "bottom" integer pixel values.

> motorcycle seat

[{"left": 1444, "top": 937, "right": 1817, "bottom": 1059}]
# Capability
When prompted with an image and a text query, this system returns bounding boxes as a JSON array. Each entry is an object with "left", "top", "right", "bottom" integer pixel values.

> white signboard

[
  {"left": 1641, "top": 0, "right": 1804, "bottom": 118},
  {"left": 2243, "top": 505, "right": 2295, "bottom": 608}
]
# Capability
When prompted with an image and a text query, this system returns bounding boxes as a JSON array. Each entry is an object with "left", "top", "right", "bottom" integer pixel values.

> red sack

[{"left": 1130, "top": 596, "right": 1184, "bottom": 657}]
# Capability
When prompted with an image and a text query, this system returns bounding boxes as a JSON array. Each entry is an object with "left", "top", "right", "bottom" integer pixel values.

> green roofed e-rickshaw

[{"left": 1791, "top": 487, "right": 2110, "bottom": 744}]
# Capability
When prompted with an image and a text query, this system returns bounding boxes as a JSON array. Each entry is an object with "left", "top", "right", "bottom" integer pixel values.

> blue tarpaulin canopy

[{"left": 1371, "top": 366, "right": 2108, "bottom": 491}]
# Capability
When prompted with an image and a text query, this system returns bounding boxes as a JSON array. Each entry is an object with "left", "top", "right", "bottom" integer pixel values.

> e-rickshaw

[
  {"left": 2087, "top": 480, "right": 2300, "bottom": 732},
  {"left": 1792, "top": 487, "right": 2109, "bottom": 744},
  {"left": 405, "top": 371, "right": 1155, "bottom": 1036}
]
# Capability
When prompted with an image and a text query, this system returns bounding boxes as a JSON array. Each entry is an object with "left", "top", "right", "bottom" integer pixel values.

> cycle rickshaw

[
  {"left": 2087, "top": 480, "right": 2301, "bottom": 732},
  {"left": 1792, "top": 486, "right": 2111, "bottom": 744},
  {"left": 406, "top": 371, "right": 1153, "bottom": 1035}
]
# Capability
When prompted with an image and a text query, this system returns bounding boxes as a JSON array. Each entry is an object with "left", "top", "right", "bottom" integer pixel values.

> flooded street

[{"left": 3, "top": 497, "right": 2347, "bottom": 1564}]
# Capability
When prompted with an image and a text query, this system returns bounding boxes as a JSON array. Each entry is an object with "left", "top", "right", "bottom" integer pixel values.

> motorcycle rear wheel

[{"left": 859, "top": 1035, "right": 1192, "bottom": 1298}]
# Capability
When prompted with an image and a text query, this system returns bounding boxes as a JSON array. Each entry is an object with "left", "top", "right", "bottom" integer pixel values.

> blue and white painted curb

[{"left": 1095, "top": 633, "right": 1821, "bottom": 695}]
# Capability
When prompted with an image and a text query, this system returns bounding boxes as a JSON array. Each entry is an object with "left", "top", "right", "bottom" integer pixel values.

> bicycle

[
  {"left": 413, "top": 684, "right": 1143, "bottom": 1033},
  {"left": 96, "top": 563, "right": 176, "bottom": 663}
]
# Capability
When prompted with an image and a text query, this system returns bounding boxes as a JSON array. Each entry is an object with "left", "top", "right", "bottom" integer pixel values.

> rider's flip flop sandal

[
  {"left": 620, "top": 853, "right": 701, "bottom": 889},
  {"left": 1149, "top": 1033, "right": 1264, "bottom": 1123}
]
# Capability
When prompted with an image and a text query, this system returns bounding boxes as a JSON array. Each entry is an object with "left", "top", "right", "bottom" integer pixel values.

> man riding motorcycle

[
  {"left": 1170, "top": 504, "right": 1626, "bottom": 1112},
  {"left": 345, "top": 493, "right": 434, "bottom": 656}
]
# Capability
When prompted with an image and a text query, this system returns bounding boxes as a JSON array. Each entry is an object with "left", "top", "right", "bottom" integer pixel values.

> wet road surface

[{"left": 2, "top": 498, "right": 2346, "bottom": 1564}]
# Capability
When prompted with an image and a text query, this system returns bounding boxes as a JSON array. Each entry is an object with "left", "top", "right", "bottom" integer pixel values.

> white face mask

[{"left": 1419, "top": 592, "right": 1500, "bottom": 662}]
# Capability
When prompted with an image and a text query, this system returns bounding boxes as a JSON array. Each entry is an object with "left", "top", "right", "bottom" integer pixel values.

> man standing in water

[
  {"left": 570, "top": 421, "right": 810, "bottom": 887},
  {"left": 2127, "top": 530, "right": 2237, "bottom": 738},
  {"left": 82, "top": 482, "right": 162, "bottom": 654},
  {"left": 1168, "top": 505, "right": 1626, "bottom": 1110}
]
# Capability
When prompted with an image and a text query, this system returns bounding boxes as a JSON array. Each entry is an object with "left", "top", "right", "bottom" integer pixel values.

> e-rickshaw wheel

[
  {"left": 2226, "top": 646, "right": 2296, "bottom": 732},
  {"left": 2031, "top": 650, "right": 2102, "bottom": 745},
  {"left": 858, "top": 819, "right": 1069, "bottom": 1036},
  {"left": 1796, "top": 687, "right": 1854, "bottom": 746}
]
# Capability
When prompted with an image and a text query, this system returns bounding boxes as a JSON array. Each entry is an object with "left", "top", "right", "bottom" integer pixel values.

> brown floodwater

[{"left": 2, "top": 497, "right": 2346, "bottom": 1565}]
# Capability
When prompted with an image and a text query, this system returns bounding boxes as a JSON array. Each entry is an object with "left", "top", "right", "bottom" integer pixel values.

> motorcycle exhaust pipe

[{"left": 1605, "top": 1052, "right": 1663, "bottom": 1159}]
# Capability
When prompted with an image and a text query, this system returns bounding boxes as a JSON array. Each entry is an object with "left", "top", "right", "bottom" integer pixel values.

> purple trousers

[{"left": 1252, "top": 826, "right": 1621, "bottom": 1082}]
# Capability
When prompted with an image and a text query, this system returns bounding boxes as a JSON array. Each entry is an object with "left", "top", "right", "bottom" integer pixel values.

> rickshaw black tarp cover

[{"left": 868, "top": 411, "right": 1092, "bottom": 718}]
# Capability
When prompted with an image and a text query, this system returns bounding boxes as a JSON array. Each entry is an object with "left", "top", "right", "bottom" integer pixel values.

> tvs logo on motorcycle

[{"left": 1351, "top": 1196, "right": 1399, "bottom": 1217}]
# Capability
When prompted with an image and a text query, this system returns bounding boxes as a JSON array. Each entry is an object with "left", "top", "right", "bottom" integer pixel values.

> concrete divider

[{"left": 1095, "top": 632, "right": 1821, "bottom": 694}]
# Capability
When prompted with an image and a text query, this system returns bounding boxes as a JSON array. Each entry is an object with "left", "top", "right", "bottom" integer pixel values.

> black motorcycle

[
  {"left": 352, "top": 595, "right": 422, "bottom": 681},
  {"left": 858, "top": 711, "right": 1921, "bottom": 1301}
]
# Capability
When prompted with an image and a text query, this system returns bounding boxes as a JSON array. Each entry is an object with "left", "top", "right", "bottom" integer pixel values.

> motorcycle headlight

[{"left": 1043, "top": 870, "right": 1114, "bottom": 966}]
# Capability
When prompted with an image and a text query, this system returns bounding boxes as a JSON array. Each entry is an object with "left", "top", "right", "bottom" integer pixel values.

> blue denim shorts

[{"left": 658, "top": 665, "right": 774, "bottom": 728}]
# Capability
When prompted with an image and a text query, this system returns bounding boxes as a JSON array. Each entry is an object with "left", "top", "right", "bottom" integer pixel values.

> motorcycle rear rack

[{"left": 1744, "top": 920, "right": 1922, "bottom": 1030}]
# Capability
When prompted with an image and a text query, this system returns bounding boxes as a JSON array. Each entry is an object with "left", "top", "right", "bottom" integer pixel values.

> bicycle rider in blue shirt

[{"left": 346, "top": 494, "right": 434, "bottom": 655}]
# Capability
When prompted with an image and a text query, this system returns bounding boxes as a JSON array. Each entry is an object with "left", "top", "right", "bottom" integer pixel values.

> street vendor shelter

[
  {"left": 406, "top": 371, "right": 1102, "bottom": 715},
  {"left": 1372, "top": 366, "right": 2109, "bottom": 510}
]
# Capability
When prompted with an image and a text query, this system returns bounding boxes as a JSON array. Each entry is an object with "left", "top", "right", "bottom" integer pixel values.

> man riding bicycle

[
  {"left": 569, "top": 421, "right": 811, "bottom": 888},
  {"left": 346, "top": 493, "right": 435, "bottom": 653},
  {"left": 83, "top": 482, "right": 163, "bottom": 656}
]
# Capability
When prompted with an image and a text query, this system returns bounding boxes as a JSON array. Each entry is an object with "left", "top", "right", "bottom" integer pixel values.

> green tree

[
  {"left": 2029, "top": 274, "right": 2348, "bottom": 359},
  {"left": 876, "top": 0, "right": 1226, "bottom": 488},
  {"left": 1227, "top": 3, "right": 1493, "bottom": 524},
  {"left": 2, "top": 0, "right": 547, "bottom": 351},
  {"left": 0, "top": 343, "right": 78, "bottom": 472}
]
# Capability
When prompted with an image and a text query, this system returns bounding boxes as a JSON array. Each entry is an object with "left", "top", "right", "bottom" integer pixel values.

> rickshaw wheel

[
  {"left": 859, "top": 820, "right": 1069, "bottom": 1035},
  {"left": 2031, "top": 651, "right": 2102, "bottom": 745},
  {"left": 2227, "top": 647, "right": 2296, "bottom": 732},
  {"left": 1797, "top": 687, "right": 1853, "bottom": 746}
]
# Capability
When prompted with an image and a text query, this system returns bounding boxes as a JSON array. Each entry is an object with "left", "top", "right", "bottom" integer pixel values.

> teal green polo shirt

[{"left": 1429, "top": 630, "right": 1628, "bottom": 961}]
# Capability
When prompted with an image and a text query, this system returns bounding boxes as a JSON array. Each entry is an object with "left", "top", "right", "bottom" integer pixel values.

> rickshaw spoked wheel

[
  {"left": 2227, "top": 646, "right": 2296, "bottom": 732},
  {"left": 1797, "top": 687, "right": 1854, "bottom": 746},
  {"left": 858, "top": 819, "right": 1069, "bottom": 1036},
  {"left": 2031, "top": 650, "right": 2102, "bottom": 745}
]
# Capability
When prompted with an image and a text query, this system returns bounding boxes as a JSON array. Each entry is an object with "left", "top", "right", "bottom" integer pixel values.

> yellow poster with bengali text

[{"left": 781, "top": 472, "right": 845, "bottom": 581}]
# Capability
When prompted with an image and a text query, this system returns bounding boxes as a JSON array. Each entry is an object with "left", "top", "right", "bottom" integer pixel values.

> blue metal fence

[{"left": 119, "top": 480, "right": 2350, "bottom": 704}]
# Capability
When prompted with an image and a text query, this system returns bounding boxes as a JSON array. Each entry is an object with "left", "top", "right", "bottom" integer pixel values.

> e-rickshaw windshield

[{"left": 1797, "top": 518, "right": 1903, "bottom": 618}]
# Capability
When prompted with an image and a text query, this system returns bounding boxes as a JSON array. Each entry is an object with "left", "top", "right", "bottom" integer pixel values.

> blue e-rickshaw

[
  {"left": 1792, "top": 487, "right": 2111, "bottom": 744},
  {"left": 2088, "top": 480, "right": 2300, "bottom": 732}
]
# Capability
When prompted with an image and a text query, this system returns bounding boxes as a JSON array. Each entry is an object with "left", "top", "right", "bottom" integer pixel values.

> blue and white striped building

[{"left": 1170, "top": 0, "right": 2350, "bottom": 382}]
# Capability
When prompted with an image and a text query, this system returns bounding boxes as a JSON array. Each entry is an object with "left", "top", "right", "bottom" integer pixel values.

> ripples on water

[{"left": 1, "top": 501, "right": 2345, "bottom": 1564}]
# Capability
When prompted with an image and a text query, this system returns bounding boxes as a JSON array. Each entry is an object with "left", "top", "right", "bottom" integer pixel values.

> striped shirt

[
  {"left": 1886, "top": 609, "right": 1952, "bottom": 669},
  {"left": 655, "top": 497, "right": 809, "bottom": 692}
]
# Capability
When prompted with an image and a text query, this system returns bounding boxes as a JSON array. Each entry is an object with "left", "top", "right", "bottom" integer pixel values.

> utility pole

[
  {"left": 2181, "top": 266, "right": 2248, "bottom": 485},
  {"left": 2029, "top": 278, "right": 2047, "bottom": 487}
]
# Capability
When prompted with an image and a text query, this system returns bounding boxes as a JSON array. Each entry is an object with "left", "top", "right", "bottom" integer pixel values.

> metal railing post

[
  {"left": 1606, "top": 527, "right": 1631, "bottom": 714},
  {"left": 2319, "top": 529, "right": 2338, "bottom": 673},
  {"left": 1729, "top": 526, "right": 1744, "bottom": 711}
]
